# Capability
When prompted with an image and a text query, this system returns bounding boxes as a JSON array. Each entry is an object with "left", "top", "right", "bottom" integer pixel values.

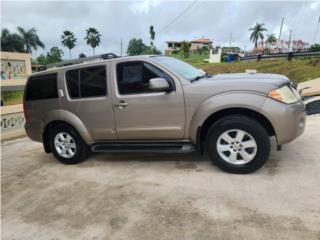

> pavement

[{"left": 1, "top": 115, "right": 320, "bottom": 240}]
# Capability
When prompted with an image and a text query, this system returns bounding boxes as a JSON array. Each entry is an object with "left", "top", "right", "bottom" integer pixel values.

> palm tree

[
  {"left": 84, "top": 28, "right": 101, "bottom": 56},
  {"left": 17, "top": 26, "right": 44, "bottom": 53},
  {"left": 266, "top": 33, "right": 277, "bottom": 47},
  {"left": 61, "top": 30, "right": 77, "bottom": 59},
  {"left": 1, "top": 28, "right": 24, "bottom": 52},
  {"left": 249, "top": 23, "right": 268, "bottom": 48}
]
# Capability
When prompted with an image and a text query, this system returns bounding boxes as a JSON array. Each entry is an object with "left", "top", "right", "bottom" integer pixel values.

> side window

[
  {"left": 25, "top": 73, "right": 58, "bottom": 101},
  {"left": 66, "top": 66, "right": 106, "bottom": 98},
  {"left": 116, "top": 61, "right": 173, "bottom": 95}
]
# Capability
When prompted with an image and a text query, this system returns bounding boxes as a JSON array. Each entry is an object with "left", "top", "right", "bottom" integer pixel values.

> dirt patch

[{"left": 175, "top": 161, "right": 198, "bottom": 170}]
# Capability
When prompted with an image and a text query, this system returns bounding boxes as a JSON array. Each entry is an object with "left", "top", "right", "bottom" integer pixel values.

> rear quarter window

[{"left": 25, "top": 73, "right": 58, "bottom": 101}]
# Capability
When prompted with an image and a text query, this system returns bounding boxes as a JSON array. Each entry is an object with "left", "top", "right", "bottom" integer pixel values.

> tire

[
  {"left": 206, "top": 114, "right": 270, "bottom": 174},
  {"left": 48, "top": 123, "right": 88, "bottom": 164}
]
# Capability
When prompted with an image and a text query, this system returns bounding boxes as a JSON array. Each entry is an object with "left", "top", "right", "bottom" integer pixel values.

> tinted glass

[
  {"left": 66, "top": 69, "right": 80, "bottom": 98},
  {"left": 117, "top": 61, "right": 171, "bottom": 95},
  {"left": 80, "top": 67, "right": 106, "bottom": 97},
  {"left": 66, "top": 66, "right": 106, "bottom": 98},
  {"left": 25, "top": 73, "right": 58, "bottom": 101}
]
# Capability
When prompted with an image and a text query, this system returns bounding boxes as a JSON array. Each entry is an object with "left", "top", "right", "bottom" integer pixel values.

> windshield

[{"left": 152, "top": 56, "right": 204, "bottom": 81}]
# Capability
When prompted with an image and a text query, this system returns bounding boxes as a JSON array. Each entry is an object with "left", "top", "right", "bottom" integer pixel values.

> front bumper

[{"left": 261, "top": 98, "right": 306, "bottom": 145}]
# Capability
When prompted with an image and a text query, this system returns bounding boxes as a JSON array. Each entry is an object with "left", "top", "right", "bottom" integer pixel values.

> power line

[{"left": 158, "top": 0, "right": 198, "bottom": 34}]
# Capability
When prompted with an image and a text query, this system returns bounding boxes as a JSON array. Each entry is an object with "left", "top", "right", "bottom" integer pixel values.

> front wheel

[{"left": 206, "top": 115, "right": 271, "bottom": 174}]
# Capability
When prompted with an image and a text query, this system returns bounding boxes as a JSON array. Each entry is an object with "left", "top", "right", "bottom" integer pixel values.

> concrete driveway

[{"left": 2, "top": 115, "right": 320, "bottom": 240}]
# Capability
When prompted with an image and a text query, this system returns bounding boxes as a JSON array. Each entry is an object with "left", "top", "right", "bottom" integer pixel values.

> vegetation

[
  {"left": 36, "top": 47, "right": 63, "bottom": 65},
  {"left": 310, "top": 43, "right": 320, "bottom": 52},
  {"left": 61, "top": 30, "right": 77, "bottom": 59},
  {"left": 17, "top": 26, "right": 44, "bottom": 53},
  {"left": 84, "top": 27, "right": 101, "bottom": 56},
  {"left": 127, "top": 38, "right": 161, "bottom": 55},
  {"left": 180, "top": 41, "right": 190, "bottom": 57},
  {"left": 249, "top": 23, "right": 268, "bottom": 48},
  {"left": 149, "top": 25, "right": 155, "bottom": 53},
  {"left": 1, "top": 27, "right": 44, "bottom": 53},
  {"left": 1, "top": 91, "right": 24, "bottom": 105},
  {"left": 79, "top": 53, "right": 86, "bottom": 58},
  {"left": 266, "top": 33, "right": 277, "bottom": 47}
]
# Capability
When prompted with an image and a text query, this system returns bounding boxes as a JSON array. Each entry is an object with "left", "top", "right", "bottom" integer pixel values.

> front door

[{"left": 111, "top": 60, "right": 185, "bottom": 140}]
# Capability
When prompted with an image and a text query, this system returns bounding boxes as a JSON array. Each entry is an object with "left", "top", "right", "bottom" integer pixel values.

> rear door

[
  {"left": 111, "top": 59, "right": 185, "bottom": 140},
  {"left": 61, "top": 63, "right": 116, "bottom": 141}
]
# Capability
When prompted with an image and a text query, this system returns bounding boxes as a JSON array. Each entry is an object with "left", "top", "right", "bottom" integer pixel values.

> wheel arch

[
  {"left": 41, "top": 110, "right": 92, "bottom": 153},
  {"left": 196, "top": 107, "right": 276, "bottom": 154}
]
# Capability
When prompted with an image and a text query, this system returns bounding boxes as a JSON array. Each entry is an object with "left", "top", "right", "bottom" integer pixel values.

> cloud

[{"left": 1, "top": 1, "right": 319, "bottom": 59}]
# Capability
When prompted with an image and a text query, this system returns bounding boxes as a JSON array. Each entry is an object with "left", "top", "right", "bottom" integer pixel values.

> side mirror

[{"left": 149, "top": 78, "right": 171, "bottom": 92}]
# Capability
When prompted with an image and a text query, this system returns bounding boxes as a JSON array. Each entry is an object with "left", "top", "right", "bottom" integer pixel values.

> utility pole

[
  {"left": 288, "top": 29, "right": 293, "bottom": 51},
  {"left": 312, "top": 16, "right": 320, "bottom": 45},
  {"left": 120, "top": 38, "right": 123, "bottom": 56},
  {"left": 278, "top": 17, "right": 284, "bottom": 41},
  {"left": 229, "top": 32, "right": 232, "bottom": 53}
]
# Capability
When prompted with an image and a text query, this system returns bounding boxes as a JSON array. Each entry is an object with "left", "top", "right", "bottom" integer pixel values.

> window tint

[
  {"left": 117, "top": 61, "right": 172, "bottom": 95},
  {"left": 25, "top": 73, "right": 58, "bottom": 101},
  {"left": 66, "top": 66, "right": 106, "bottom": 98}
]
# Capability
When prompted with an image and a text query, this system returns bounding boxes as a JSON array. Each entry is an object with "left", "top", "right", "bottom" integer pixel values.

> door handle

[{"left": 114, "top": 100, "right": 128, "bottom": 109}]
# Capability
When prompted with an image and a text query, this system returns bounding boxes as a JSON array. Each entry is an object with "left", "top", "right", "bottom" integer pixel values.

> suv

[{"left": 24, "top": 54, "right": 306, "bottom": 173}]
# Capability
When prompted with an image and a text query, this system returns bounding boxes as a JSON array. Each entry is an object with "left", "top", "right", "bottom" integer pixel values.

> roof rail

[{"left": 45, "top": 53, "right": 118, "bottom": 69}]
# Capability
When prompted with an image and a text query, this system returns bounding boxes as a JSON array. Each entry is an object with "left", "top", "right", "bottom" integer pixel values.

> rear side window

[
  {"left": 25, "top": 73, "right": 58, "bottom": 101},
  {"left": 66, "top": 66, "right": 106, "bottom": 98}
]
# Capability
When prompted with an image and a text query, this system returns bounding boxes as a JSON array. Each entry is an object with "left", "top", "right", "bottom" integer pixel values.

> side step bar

[{"left": 91, "top": 141, "right": 195, "bottom": 153}]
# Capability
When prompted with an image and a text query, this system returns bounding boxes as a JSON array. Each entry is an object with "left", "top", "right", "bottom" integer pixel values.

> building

[
  {"left": 190, "top": 38, "right": 213, "bottom": 51},
  {"left": 258, "top": 39, "right": 309, "bottom": 53},
  {"left": 165, "top": 38, "right": 213, "bottom": 55}
]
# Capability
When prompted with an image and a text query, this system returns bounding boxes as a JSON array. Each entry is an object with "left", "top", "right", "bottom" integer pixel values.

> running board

[{"left": 91, "top": 141, "right": 195, "bottom": 153}]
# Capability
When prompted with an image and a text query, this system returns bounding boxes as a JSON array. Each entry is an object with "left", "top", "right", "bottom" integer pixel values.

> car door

[
  {"left": 61, "top": 62, "right": 117, "bottom": 141},
  {"left": 111, "top": 59, "right": 185, "bottom": 140}
]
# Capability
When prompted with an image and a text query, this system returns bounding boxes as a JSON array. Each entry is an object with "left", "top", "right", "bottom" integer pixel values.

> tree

[
  {"left": 266, "top": 33, "right": 277, "bottom": 47},
  {"left": 127, "top": 38, "right": 146, "bottom": 55},
  {"left": 79, "top": 53, "right": 86, "bottom": 58},
  {"left": 17, "top": 26, "right": 44, "bottom": 53},
  {"left": 309, "top": 43, "right": 320, "bottom": 52},
  {"left": 46, "top": 47, "right": 63, "bottom": 64},
  {"left": 249, "top": 23, "right": 268, "bottom": 48},
  {"left": 149, "top": 25, "right": 155, "bottom": 53},
  {"left": 61, "top": 30, "right": 77, "bottom": 59},
  {"left": 35, "top": 46, "right": 63, "bottom": 65},
  {"left": 180, "top": 41, "right": 190, "bottom": 57},
  {"left": 1, "top": 28, "right": 24, "bottom": 52},
  {"left": 143, "top": 45, "right": 161, "bottom": 55},
  {"left": 84, "top": 27, "right": 101, "bottom": 56}
]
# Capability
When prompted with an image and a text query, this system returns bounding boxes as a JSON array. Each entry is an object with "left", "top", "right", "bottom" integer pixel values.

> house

[
  {"left": 190, "top": 38, "right": 213, "bottom": 51},
  {"left": 165, "top": 41, "right": 186, "bottom": 55},
  {"left": 258, "top": 39, "right": 309, "bottom": 53},
  {"left": 165, "top": 38, "right": 213, "bottom": 55}
]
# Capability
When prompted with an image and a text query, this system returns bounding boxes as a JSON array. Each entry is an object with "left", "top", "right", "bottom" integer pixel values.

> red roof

[{"left": 191, "top": 38, "right": 212, "bottom": 44}]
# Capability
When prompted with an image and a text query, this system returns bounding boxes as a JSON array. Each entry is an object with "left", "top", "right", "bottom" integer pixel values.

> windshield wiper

[{"left": 191, "top": 73, "right": 213, "bottom": 83}]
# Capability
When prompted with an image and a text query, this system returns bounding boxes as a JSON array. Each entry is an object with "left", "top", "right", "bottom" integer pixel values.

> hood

[
  {"left": 202, "top": 73, "right": 289, "bottom": 85},
  {"left": 187, "top": 73, "right": 290, "bottom": 95}
]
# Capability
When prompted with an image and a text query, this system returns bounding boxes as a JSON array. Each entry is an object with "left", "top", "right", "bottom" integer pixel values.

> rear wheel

[
  {"left": 206, "top": 115, "right": 270, "bottom": 174},
  {"left": 48, "top": 123, "right": 88, "bottom": 164}
]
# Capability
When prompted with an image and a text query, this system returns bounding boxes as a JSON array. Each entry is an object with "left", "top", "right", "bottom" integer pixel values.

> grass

[
  {"left": 1, "top": 91, "right": 24, "bottom": 106},
  {"left": 172, "top": 53, "right": 320, "bottom": 85}
]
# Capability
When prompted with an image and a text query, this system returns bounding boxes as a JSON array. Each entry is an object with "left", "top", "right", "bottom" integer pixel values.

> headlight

[{"left": 268, "top": 85, "right": 300, "bottom": 104}]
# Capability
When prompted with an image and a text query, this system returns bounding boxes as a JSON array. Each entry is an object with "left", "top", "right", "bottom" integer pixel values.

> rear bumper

[
  {"left": 261, "top": 99, "right": 306, "bottom": 145},
  {"left": 25, "top": 122, "right": 42, "bottom": 142}
]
